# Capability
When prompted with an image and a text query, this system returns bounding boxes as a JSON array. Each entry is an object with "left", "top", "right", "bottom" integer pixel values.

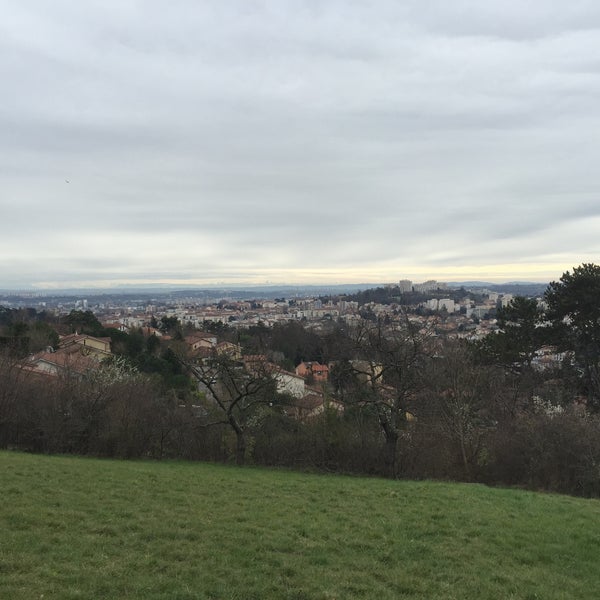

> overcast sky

[{"left": 2, "top": 1, "right": 599, "bottom": 288}]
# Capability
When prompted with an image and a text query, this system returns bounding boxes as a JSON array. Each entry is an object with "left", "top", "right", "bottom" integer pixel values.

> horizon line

[{"left": 0, "top": 279, "right": 552, "bottom": 294}]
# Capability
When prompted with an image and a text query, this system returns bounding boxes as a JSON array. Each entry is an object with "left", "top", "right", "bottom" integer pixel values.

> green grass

[{"left": 1, "top": 452, "right": 599, "bottom": 599}]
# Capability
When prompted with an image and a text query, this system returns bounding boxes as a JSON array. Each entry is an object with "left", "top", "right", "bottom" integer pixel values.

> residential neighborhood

[{"left": 0, "top": 269, "right": 595, "bottom": 497}]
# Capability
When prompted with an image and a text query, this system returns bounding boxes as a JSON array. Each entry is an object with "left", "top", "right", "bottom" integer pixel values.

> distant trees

[
  {"left": 477, "top": 296, "right": 545, "bottom": 371},
  {"left": 237, "top": 320, "right": 328, "bottom": 366},
  {"left": 27, "top": 321, "right": 60, "bottom": 352},
  {"left": 0, "top": 307, "right": 60, "bottom": 356},
  {"left": 159, "top": 316, "right": 182, "bottom": 337},
  {"left": 268, "top": 321, "right": 325, "bottom": 365},
  {"left": 65, "top": 310, "right": 105, "bottom": 336},
  {"left": 100, "top": 327, "right": 192, "bottom": 393}
]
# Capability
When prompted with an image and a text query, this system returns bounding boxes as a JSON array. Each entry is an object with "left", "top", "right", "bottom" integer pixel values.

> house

[
  {"left": 239, "top": 354, "right": 265, "bottom": 374},
  {"left": 243, "top": 357, "right": 307, "bottom": 399},
  {"left": 185, "top": 333, "right": 218, "bottom": 352},
  {"left": 58, "top": 333, "right": 112, "bottom": 357},
  {"left": 25, "top": 348, "right": 99, "bottom": 377},
  {"left": 274, "top": 370, "right": 306, "bottom": 399},
  {"left": 284, "top": 389, "right": 344, "bottom": 421},
  {"left": 215, "top": 341, "right": 242, "bottom": 360},
  {"left": 22, "top": 333, "right": 113, "bottom": 378},
  {"left": 295, "top": 361, "right": 329, "bottom": 382},
  {"left": 284, "top": 392, "right": 324, "bottom": 420},
  {"left": 102, "top": 322, "right": 130, "bottom": 334},
  {"left": 350, "top": 360, "right": 384, "bottom": 386}
]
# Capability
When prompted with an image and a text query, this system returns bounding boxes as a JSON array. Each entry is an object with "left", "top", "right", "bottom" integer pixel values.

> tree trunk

[
  {"left": 235, "top": 430, "right": 246, "bottom": 466},
  {"left": 458, "top": 425, "right": 471, "bottom": 481},
  {"left": 229, "top": 414, "right": 246, "bottom": 466},
  {"left": 379, "top": 409, "right": 400, "bottom": 478},
  {"left": 384, "top": 430, "right": 399, "bottom": 478}
]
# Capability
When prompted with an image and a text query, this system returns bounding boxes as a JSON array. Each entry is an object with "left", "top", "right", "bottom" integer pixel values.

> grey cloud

[
  {"left": 403, "top": 1, "right": 600, "bottom": 40},
  {"left": 2, "top": 1, "right": 600, "bottom": 286}
]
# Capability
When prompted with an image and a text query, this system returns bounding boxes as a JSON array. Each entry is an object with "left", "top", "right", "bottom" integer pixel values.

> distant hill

[
  {"left": 0, "top": 283, "right": 389, "bottom": 303},
  {"left": 1, "top": 281, "right": 551, "bottom": 303}
]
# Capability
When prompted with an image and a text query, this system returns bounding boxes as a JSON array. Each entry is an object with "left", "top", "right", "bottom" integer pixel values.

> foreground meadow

[{"left": 1, "top": 451, "right": 599, "bottom": 599}]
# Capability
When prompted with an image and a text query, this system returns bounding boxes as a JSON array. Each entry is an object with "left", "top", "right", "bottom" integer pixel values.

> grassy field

[{"left": 1, "top": 451, "right": 599, "bottom": 599}]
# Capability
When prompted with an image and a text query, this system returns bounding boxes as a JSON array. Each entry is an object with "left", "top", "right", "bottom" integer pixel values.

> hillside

[{"left": 2, "top": 451, "right": 599, "bottom": 599}]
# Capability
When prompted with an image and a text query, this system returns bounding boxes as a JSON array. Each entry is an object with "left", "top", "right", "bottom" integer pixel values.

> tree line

[{"left": 1, "top": 264, "right": 600, "bottom": 497}]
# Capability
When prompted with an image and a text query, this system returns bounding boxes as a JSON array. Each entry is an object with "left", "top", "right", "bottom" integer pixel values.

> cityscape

[
  {"left": 1, "top": 277, "right": 548, "bottom": 342},
  {"left": 2, "top": 1, "right": 600, "bottom": 597}
]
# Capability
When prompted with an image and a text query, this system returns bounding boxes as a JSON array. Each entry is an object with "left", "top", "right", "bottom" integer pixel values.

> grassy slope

[{"left": 1, "top": 452, "right": 599, "bottom": 600}]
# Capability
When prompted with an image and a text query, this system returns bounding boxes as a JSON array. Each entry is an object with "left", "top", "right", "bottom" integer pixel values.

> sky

[{"left": 2, "top": 1, "right": 600, "bottom": 289}]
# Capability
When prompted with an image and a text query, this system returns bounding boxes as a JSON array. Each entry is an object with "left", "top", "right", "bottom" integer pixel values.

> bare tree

[
  {"left": 186, "top": 354, "right": 277, "bottom": 465},
  {"left": 422, "top": 341, "right": 503, "bottom": 480},
  {"left": 337, "top": 318, "right": 429, "bottom": 477}
]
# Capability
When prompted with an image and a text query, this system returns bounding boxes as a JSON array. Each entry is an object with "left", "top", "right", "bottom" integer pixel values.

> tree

[
  {"left": 268, "top": 321, "right": 324, "bottom": 365},
  {"left": 0, "top": 308, "right": 60, "bottom": 356},
  {"left": 423, "top": 341, "right": 501, "bottom": 480},
  {"left": 146, "top": 334, "right": 161, "bottom": 356},
  {"left": 336, "top": 318, "right": 428, "bottom": 477},
  {"left": 477, "top": 296, "right": 545, "bottom": 371},
  {"left": 65, "top": 310, "right": 105, "bottom": 336},
  {"left": 545, "top": 263, "right": 600, "bottom": 407},
  {"left": 185, "top": 354, "right": 277, "bottom": 465},
  {"left": 27, "top": 321, "right": 60, "bottom": 353},
  {"left": 159, "top": 316, "right": 181, "bottom": 337},
  {"left": 65, "top": 356, "right": 141, "bottom": 454}
]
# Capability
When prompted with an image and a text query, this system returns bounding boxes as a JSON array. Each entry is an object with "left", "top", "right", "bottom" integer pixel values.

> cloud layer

[{"left": 2, "top": 1, "right": 600, "bottom": 287}]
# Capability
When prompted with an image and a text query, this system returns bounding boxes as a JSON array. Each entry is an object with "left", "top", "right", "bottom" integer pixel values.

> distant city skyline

[
  {"left": 0, "top": 265, "right": 559, "bottom": 292},
  {"left": 2, "top": 2, "right": 599, "bottom": 289}
]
